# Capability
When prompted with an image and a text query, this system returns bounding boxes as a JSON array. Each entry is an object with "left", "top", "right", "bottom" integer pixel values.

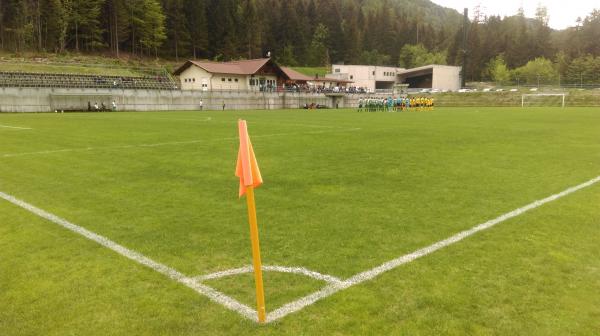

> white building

[{"left": 328, "top": 64, "right": 462, "bottom": 92}]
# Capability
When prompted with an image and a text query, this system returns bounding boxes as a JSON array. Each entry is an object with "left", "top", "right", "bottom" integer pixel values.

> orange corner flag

[
  {"left": 235, "top": 119, "right": 267, "bottom": 323},
  {"left": 235, "top": 120, "right": 263, "bottom": 197}
]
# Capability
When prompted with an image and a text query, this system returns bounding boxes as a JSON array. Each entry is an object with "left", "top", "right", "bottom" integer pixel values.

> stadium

[{"left": 1, "top": 1, "right": 600, "bottom": 335}]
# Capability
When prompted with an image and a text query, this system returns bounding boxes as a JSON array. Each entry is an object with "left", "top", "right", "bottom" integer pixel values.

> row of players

[{"left": 357, "top": 97, "right": 435, "bottom": 112}]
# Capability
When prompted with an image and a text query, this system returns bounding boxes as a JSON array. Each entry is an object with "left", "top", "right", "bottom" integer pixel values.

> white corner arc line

[
  {"left": 194, "top": 265, "right": 343, "bottom": 285},
  {"left": 0, "top": 191, "right": 257, "bottom": 322},
  {"left": 266, "top": 175, "right": 600, "bottom": 322},
  {"left": 1, "top": 174, "right": 599, "bottom": 324},
  {"left": 0, "top": 124, "right": 32, "bottom": 130}
]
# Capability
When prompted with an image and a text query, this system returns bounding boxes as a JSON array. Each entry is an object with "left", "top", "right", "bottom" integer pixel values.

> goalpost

[{"left": 521, "top": 93, "right": 566, "bottom": 108}]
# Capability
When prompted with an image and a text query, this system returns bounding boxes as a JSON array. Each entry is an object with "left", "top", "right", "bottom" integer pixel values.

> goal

[{"left": 521, "top": 93, "right": 566, "bottom": 108}]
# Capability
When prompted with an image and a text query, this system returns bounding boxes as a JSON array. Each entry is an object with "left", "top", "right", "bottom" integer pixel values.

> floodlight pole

[{"left": 461, "top": 8, "right": 469, "bottom": 88}]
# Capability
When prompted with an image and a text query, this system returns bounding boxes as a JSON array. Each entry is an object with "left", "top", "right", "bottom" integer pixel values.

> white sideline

[
  {"left": 265, "top": 175, "right": 600, "bottom": 322},
  {"left": 0, "top": 128, "right": 361, "bottom": 158},
  {"left": 1, "top": 175, "right": 599, "bottom": 324},
  {"left": 195, "top": 265, "right": 344, "bottom": 285},
  {"left": 0, "top": 124, "right": 32, "bottom": 130},
  {"left": 0, "top": 191, "right": 258, "bottom": 322}
]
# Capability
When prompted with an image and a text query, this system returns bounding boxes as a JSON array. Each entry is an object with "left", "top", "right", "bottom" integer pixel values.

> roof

[
  {"left": 173, "top": 58, "right": 272, "bottom": 76},
  {"left": 279, "top": 67, "right": 314, "bottom": 81}
]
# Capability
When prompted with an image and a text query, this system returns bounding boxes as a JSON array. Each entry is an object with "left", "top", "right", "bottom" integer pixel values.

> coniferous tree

[{"left": 184, "top": 0, "right": 208, "bottom": 59}]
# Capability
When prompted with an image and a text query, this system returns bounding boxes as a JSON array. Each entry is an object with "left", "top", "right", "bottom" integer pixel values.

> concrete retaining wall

[{"left": 0, "top": 87, "right": 371, "bottom": 112}]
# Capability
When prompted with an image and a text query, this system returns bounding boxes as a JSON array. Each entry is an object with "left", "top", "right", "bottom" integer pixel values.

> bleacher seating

[{"left": 0, "top": 71, "right": 178, "bottom": 90}]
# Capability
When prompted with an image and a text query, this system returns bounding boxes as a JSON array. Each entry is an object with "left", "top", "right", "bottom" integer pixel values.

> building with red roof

[{"left": 174, "top": 58, "right": 352, "bottom": 91}]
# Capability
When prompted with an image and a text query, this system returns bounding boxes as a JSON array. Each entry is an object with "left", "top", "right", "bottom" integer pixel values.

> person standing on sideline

[
  {"left": 199, "top": 99, "right": 203, "bottom": 111},
  {"left": 112, "top": 101, "right": 117, "bottom": 111},
  {"left": 222, "top": 101, "right": 226, "bottom": 111}
]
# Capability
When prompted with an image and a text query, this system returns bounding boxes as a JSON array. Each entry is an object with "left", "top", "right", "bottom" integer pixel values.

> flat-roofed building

[
  {"left": 328, "top": 64, "right": 461, "bottom": 92},
  {"left": 328, "top": 65, "right": 402, "bottom": 92}
]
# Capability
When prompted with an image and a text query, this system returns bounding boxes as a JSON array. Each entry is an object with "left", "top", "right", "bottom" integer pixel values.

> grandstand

[{"left": 0, "top": 71, "right": 178, "bottom": 90}]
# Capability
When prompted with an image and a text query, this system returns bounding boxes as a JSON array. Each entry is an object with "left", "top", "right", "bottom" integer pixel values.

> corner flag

[
  {"left": 235, "top": 120, "right": 266, "bottom": 323},
  {"left": 236, "top": 120, "right": 263, "bottom": 197}
]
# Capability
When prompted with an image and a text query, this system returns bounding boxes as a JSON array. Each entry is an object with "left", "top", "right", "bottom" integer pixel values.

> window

[
  {"left": 372, "top": 71, "right": 375, "bottom": 75},
  {"left": 221, "top": 78, "right": 225, "bottom": 82},
  {"left": 335, "top": 68, "right": 340, "bottom": 73},
  {"left": 235, "top": 78, "right": 238, "bottom": 82},
  {"left": 193, "top": 78, "right": 196, "bottom": 82},
  {"left": 228, "top": 78, "right": 232, "bottom": 82},
  {"left": 350, "top": 75, "right": 353, "bottom": 80}
]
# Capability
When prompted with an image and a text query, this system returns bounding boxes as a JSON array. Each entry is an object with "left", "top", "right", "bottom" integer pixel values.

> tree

[
  {"left": 138, "top": 0, "right": 166, "bottom": 57},
  {"left": 164, "top": 0, "right": 190, "bottom": 60},
  {"left": 307, "top": 23, "right": 329, "bottom": 67},
  {"left": 512, "top": 57, "right": 558, "bottom": 85},
  {"left": 398, "top": 44, "right": 446, "bottom": 68},
  {"left": 581, "top": 9, "right": 600, "bottom": 55},
  {"left": 358, "top": 49, "right": 390, "bottom": 66},
  {"left": 40, "top": 0, "right": 68, "bottom": 52},
  {"left": 184, "top": 0, "right": 208, "bottom": 59},
  {"left": 487, "top": 55, "right": 510, "bottom": 84},
  {"left": 70, "top": 0, "right": 104, "bottom": 51}
]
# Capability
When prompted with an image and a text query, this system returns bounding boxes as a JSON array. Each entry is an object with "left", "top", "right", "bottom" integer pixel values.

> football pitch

[{"left": 1, "top": 107, "right": 599, "bottom": 335}]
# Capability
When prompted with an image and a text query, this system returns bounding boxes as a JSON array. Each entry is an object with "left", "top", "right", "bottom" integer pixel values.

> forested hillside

[{"left": 0, "top": 0, "right": 599, "bottom": 82}]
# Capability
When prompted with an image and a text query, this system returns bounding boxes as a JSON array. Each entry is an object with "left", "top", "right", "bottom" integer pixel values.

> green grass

[
  {"left": 290, "top": 66, "right": 329, "bottom": 77},
  {"left": 1, "top": 107, "right": 600, "bottom": 335}
]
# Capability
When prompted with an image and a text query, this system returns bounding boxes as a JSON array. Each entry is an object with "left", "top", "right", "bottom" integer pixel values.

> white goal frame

[{"left": 521, "top": 93, "right": 566, "bottom": 108}]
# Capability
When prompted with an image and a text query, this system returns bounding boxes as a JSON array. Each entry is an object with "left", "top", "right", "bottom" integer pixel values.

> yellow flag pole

[{"left": 245, "top": 186, "right": 266, "bottom": 323}]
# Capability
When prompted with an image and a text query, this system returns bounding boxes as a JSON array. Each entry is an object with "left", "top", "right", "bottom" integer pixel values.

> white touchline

[
  {"left": 0, "top": 124, "right": 32, "bottom": 130},
  {"left": 0, "top": 191, "right": 258, "bottom": 322},
  {"left": 0, "top": 128, "right": 361, "bottom": 158},
  {"left": 1, "top": 175, "right": 598, "bottom": 324}
]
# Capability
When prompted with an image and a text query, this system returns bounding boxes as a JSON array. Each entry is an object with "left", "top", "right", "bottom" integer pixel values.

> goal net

[{"left": 521, "top": 93, "right": 566, "bottom": 108}]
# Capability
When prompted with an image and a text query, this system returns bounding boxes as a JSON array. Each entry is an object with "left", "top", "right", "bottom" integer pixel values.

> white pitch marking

[
  {"left": 0, "top": 191, "right": 258, "bottom": 322},
  {"left": 195, "top": 265, "right": 344, "bottom": 285},
  {"left": 0, "top": 124, "right": 32, "bottom": 130},
  {"left": 1, "top": 175, "right": 599, "bottom": 323},
  {"left": 149, "top": 116, "right": 213, "bottom": 122},
  {"left": 0, "top": 128, "right": 361, "bottom": 158},
  {"left": 266, "top": 175, "right": 600, "bottom": 322}
]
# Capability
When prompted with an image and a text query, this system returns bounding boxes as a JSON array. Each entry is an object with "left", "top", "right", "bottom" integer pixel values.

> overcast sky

[{"left": 430, "top": 0, "right": 598, "bottom": 29}]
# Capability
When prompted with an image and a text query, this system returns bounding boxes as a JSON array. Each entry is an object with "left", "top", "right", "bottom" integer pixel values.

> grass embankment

[
  {"left": 0, "top": 52, "right": 174, "bottom": 77},
  {"left": 1, "top": 108, "right": 600, "bottom": 335},
  {"left": 290, "top": 66, "right": 329, "bottom": 77}
]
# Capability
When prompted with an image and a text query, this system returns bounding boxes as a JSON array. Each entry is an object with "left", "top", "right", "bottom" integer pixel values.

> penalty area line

[
  {"left": 266, "top": 175, "right": 600, "bottom": 322},
  {"left": 0, "top": 191, "right": 258, "bottom": 322}
]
